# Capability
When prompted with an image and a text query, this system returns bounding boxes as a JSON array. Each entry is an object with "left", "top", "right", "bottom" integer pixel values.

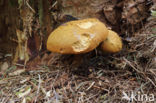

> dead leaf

[
  {"left": 0, "top": 62, "right": 9, "bottom": 73},
  {"left": 9, "top": 69, "right": 25, "bottom": 76}
]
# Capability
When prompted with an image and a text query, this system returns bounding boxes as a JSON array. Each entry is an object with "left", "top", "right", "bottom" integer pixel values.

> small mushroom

[
  {"left": 101, "top": 30, "right": 122, "bottom": 53},
  {"left": 47, "top": 18, "right": 108, "bottom": 54}
]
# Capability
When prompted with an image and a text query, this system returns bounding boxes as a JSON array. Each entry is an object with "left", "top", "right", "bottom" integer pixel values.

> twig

[
  {"left": 52, "top": 1, "right": 58, "bottom": 8},
  {"left": 147, "top": 77, "right": 156, "bottom": 88},
  {"left": 35, "top": 74, "right": 41, "bottom": 102},
  {"left": 26, "top": 0, "right": 35, "bottom": 13},
  {"left": 123, "top": 57, "right": 141, "bottom": 73},
  {"left": 86, "top": 82, "right": 95, "bottom": 91}
]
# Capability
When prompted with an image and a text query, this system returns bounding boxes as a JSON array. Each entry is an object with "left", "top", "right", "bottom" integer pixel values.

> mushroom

[
  {"left": 47, "top": 18, "right": 108, "bottom": 54},
  {"left": 101, "top": 30, "right": 122, "bottom": 53}
]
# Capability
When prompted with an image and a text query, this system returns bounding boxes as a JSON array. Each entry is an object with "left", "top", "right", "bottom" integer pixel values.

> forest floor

[{"left": 0, "top": 1, "right": 156, "bottom": 103}]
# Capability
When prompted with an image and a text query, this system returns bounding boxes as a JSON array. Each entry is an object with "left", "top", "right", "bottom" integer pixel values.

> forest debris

[
  {"left": 4, "top": 54, "right": 12, "bottom": 57},
  {"left": 122, "top": 0, "right": 149, "bottom": 24},
  {"left": 13, "top": 29, "right": 29, "bottom": 65},
  {"left": 16, "top": 86, "right": 31, "bottom": 98},
  {"left": 22, "top": 98, "right": 26, "bottom": 103},
  {"left": 26, "top": 56, "right": 41, "bottom": 70},
  {"left": 151, "top": 10, "right": 156, "bottom": 16},
  {"left": 0, "top": 62, "right": 9, "bottom": 73},
  {"left": 86, "top": 81, "right": 95, "bottom": 91},
  {"left": 20, "top": 77, "right": 30, "bottom": 84},
  {"left": 0, "top": 79, "right": 8, "bottom": 84},
  {"left": 103, "top": 1, "right": 119, "bottom": 25},
  {"left": 25, "top": 1, "right": 35, "bottom": 13},
  {"left": 14, "top": 0, "right": 37, "bottom": 65},
  {"left": 152, "top": 39, "right": 156, "bottom": 52},
  {"left": 9, "top": 69, "right": 25, "bottom": 76},
  {"left": 0, "top": 0, "right": 155, "bottom": 103},
  {"left": 20, "top": 3, "right": 34, "bottom": 37},
  {"left": 0, "top": 53, "right": 3, "bottom": 59},
  {"left": 56, "top": 0, "right": 108, "bottom": 22}
]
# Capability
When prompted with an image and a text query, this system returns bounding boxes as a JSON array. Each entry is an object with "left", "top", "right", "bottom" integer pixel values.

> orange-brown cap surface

[
  {"left": 101, "top": 30, "right": 122, "bottom": 53},
  {"left": 47, "top": 18, "right": 108, "bottom": 54}
]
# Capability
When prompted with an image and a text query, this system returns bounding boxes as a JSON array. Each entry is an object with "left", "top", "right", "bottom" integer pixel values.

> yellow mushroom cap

[
  {"left": 101, "top": 30, "right": 122, "bottom": 53},
  {"left": 47, "top": 18, "right": 108, "bottom": 54}
]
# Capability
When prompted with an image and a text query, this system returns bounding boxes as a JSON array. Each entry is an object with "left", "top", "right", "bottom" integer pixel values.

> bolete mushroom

[
  {"left": 101, "top": 30, "right": 122, "bottom": 53},
  {"left": 47, "top": 18, "right": 108, "bottom": 54}
]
